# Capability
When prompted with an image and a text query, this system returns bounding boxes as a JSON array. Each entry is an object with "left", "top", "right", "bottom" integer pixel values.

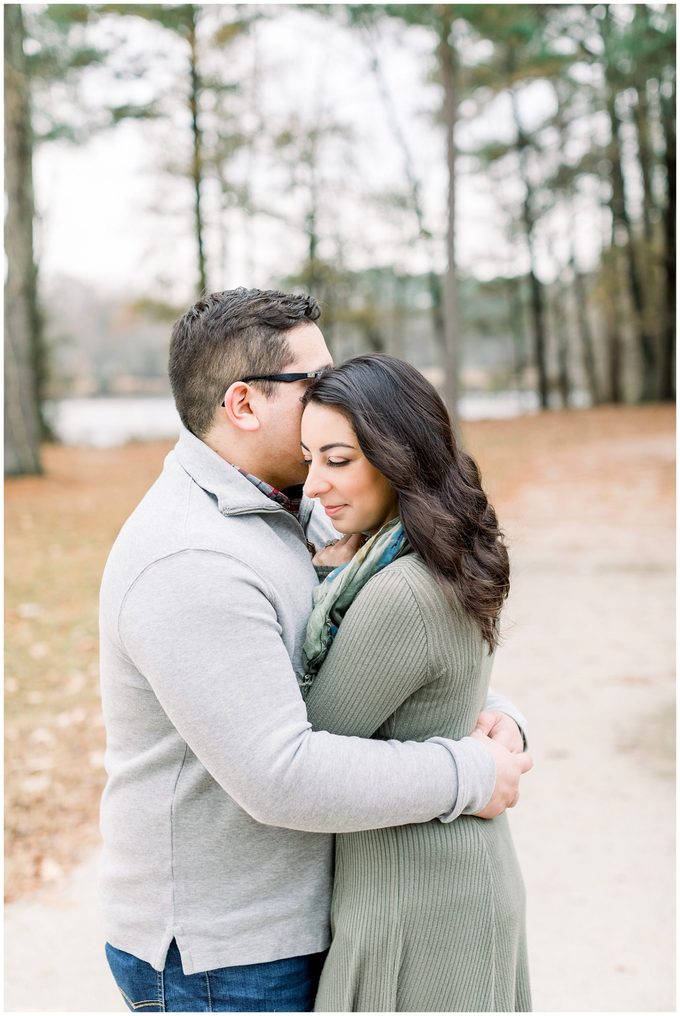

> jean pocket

[{"left": 105, "top": 943, "right": 164, "bottom": 1011}]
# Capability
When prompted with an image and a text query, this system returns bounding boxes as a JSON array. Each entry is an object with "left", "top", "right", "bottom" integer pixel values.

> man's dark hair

[{"left": 169, "top": 287, "right": 321, "bottom": 437}]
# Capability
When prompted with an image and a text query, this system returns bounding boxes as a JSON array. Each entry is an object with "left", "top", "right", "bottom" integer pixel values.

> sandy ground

[
  {"left": 4, "top": 407, "right": 675, "bottom": 1012},
  {"left": 491, "top": 422, "right": 676, "bottom": 1012}
]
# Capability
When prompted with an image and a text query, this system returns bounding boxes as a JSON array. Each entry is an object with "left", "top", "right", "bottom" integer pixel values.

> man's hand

[
  {"left": 312, "top": 533, "right": 365, "bottom": 568},
  {"left": 473, "top": 708, "right": 524, "bottom": 753},
  {"left": 469, "top": 729, "right": 533, "bottom": 819}
]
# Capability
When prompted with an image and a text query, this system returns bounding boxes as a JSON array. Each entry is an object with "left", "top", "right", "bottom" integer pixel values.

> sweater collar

[{"left": 172, "top": 426, "right": 312, "bottom": 523}]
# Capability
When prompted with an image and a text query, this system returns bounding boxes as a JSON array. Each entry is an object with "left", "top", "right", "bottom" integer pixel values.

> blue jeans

[{"left": 105, "top": 939, "right": 326, "bottom": 1012}]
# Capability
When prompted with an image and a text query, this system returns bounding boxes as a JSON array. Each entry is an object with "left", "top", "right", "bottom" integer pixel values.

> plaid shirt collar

[{"left": 231, "top": 465, "right": 303, "bottom": 518}]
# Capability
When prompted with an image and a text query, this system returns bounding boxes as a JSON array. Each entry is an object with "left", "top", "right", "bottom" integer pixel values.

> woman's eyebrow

[{"left": 299, "top": 441, "right": 356, "bottom": 452}]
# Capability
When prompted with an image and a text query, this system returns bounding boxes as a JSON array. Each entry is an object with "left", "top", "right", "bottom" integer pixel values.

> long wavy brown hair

[{"left": 302, "top": 354, "right": 509, "bottom": 650}]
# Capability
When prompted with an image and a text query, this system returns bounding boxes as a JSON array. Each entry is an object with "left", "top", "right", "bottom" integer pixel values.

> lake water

[
  {"left": 44, "top": 397, "right": 183, "bottom": 448},
  {"left": 45, "top": 390, "right": 585, "bottom": 448}
]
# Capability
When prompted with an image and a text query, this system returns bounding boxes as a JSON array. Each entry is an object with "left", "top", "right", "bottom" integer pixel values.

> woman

[{"left": 298, "top": 354, "right": 530, "bottom": 1013}]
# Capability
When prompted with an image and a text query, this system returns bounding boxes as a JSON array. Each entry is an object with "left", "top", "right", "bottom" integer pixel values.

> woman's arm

[
  {"left": 307, "top": 558, "right": 527, "bottom": 747},
  {"left": 304, "top": 565, "right": 433, "bottom": 737},
  {"left": 303, "top": 560, "right": 531, "bottom": 818}
]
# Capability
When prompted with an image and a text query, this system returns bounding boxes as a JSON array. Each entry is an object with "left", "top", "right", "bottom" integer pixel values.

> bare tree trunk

[
  {"left": 362, "top": 324, "right": 386, "bottom": 354},
  {"left": 571, "top": 261, "right": 600, "bottom": 405},
  {"left": 549, "top": 283, "right": 571, "bottom": 409},
  {"left": 632, "top": 6, "right": 658, "bottom": 246},
  {"left": 510, "top": 89, "right": 549, "bottom": 409},
  {"left": 188, "top": 7, "right": 207, "bottom": 295},
  {"left": 525, "top": 244, "right": 549, "bottom": 407},
  {"left": 242, "top": 21, "right": 262, "bottom": 283},
  {"left": 632, "top": 88, "right": 656, "bottom": 245},
  {"left": 551, "top": 75, "right": 600, "bottom": 407},
  {"left": 605, "top": 320, "right": 622, "bottom": 403},
  {"left": 300, "top": 126, "right": 322, "bottom": 296},
  {"left": 504, "top": 277, "right": 527, "bottom": 395},
  {"left": 607, "top": 92, "right": 657, "bottom": 398},
  {"left": 437, "top": 26, "right": 460, "bottom": 430},
  {"left": 306, "top": 186, "right": 319, "bottom": 289},
  {"left": 567, "top": 213, "right": 600, "bottom": 404},
  {"left": 4, "top": 4, "right": 42, "bottom": 476},
  {"left": 215, "top": 154, "right": 230, "bottom": 284},
  {"left": 391, "top": 272, "right": 406, "bottom": 360},
  {"left": 301, "top": 65, "right": 326, "bottom": 298},
  {"left": 601, "top": 252, "right": 624, "bottom": 404},
  {"left": 602, "top": 7, "right": 657, "bottom": 399},
  {"left": 605, "top": 320, "right": 623, "bottom": 403},
  {"left": 659, "top": 77, "right": 676, "bottom": 400},
  {"left": 363, "top": 25, "right": 446, "bottom": 355}
]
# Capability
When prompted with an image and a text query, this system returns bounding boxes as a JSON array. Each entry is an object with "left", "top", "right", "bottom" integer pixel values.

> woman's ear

[{"left": 222, "top": 382, "right": 261, "bottom": 432}]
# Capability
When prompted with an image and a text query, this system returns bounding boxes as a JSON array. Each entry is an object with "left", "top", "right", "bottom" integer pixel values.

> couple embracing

[{"left": 99, "top": 287, "right": 532, "bottom": 1013}]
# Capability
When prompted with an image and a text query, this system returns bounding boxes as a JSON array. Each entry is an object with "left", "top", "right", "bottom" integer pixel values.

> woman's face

[{"left": 301, "top": 402, "right": 399, "bottom": 535}]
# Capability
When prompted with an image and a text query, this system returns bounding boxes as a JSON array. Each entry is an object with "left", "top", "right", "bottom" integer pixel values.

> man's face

[{"left": 257, "top": 322, "right": 333, "bottom": 489}]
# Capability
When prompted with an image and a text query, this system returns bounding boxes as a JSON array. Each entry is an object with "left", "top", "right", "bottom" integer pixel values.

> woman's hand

[
  {"left": 472, "top": 709, "right": 525, "bottom": 753},
  {"left": 312, "top": 533, "right": 365, "bottom": 568}
]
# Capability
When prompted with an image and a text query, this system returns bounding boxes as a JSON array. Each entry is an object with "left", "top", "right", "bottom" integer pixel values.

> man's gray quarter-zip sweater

[{"left": 98, "top": 426, "right": 512, "bottom": 975}]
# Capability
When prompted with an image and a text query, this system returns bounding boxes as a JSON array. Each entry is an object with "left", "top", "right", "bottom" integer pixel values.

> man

[{"left": 99, "top": 287, "right": 532, "bottom": 1012}]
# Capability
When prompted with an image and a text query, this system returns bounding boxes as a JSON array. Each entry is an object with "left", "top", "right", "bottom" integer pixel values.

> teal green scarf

[{"left": 299, "top": 518, "right": 409, "bottom": 699}]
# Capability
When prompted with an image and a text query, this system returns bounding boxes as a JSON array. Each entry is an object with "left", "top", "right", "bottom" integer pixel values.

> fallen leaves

[
  {"left": 5, "top": 438, "right": 173, "bottom": 901},
  {"left": 4, "top": 410, "right": 675, "bottom": 901}
]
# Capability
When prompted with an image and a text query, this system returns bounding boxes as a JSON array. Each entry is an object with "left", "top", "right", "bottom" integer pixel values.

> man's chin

[{"left": 281, "top": 464, "right": 308, "bottom": 490}]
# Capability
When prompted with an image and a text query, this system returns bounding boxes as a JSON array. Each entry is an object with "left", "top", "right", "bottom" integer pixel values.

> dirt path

[
  {"left": 4, "top": 406, "right": 675, "bottom": 1012},
  {"left": 488, "top": 418, "right": 675, "bottom": 1011}
]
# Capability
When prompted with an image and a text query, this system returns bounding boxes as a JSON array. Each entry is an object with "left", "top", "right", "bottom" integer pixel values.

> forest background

[
  {"left": 5, "top": 0, "right": 676, "bottom": 466},
  {"left": 4, "top": 2, "right": 677, "bottom": 1012}
]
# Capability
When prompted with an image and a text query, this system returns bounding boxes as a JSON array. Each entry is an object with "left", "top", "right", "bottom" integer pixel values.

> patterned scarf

[{"left": 299, "top": 517, "right": 409, "bottom": 698}]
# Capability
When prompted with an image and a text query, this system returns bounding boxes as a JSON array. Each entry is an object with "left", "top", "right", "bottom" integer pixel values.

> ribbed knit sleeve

[{"left": 304, "top": 565, "right": 432, "bottom": 738}]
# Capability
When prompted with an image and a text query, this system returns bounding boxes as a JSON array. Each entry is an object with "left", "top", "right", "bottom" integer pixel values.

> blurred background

[{"left": 4, "top": 3, "right": 676, "bottom": 1012}]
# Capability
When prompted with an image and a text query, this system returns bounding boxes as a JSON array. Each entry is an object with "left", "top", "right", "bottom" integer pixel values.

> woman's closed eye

[{"left": 301, "top": 458, "right": 350, "bottom": 468}]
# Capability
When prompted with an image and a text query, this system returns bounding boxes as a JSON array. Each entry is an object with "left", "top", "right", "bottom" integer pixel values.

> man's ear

[{"left": 222, "top": 382, "right": 261, "bottom": 432}]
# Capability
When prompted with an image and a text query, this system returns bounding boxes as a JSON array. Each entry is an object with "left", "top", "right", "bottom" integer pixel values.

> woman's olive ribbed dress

[{"left": 304, "top": 553, "right": 530, "bottom": 1013}]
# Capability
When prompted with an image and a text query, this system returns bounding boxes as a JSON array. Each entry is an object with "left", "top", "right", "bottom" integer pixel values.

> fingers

[
  {"left": 343, "top": 533, "right": 365, "bottom": 552},
  {"left": 517, "top": 751, "right": 533, "bottom": 774},
  {"left": 481, "top": 712, "right": 524, "bottom": 754},
  {"left": 313, "top": 532, "right": 364, "bottom": 567},
  {"left": 472, "top": 709, "right": 496, "bottom": 736}
]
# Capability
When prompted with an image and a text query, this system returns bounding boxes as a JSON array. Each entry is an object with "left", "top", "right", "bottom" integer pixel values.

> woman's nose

[{"left": 303, "top": 465, "right": 331, "bottom": 499}]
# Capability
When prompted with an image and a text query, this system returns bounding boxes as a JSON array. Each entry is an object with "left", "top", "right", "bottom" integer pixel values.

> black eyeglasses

[{"left": 240, "top": 370, "right": 327, "bottom": 384}]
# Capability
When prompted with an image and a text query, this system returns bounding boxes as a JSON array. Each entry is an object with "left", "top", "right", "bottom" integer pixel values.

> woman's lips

[{"left": 323, "top": 504, "right": 347, "bottom": 517}]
